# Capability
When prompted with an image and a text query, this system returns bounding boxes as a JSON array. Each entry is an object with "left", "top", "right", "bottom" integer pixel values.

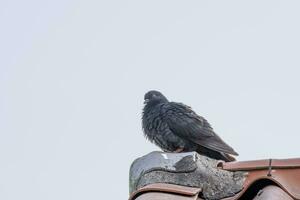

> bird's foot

[{"left": 174, "top": 148, "right": 184, "bottom": 153}]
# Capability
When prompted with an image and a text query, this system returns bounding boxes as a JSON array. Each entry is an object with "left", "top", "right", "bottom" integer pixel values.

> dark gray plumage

[{"left": 142, "top": 90, "right": 238, "bottom": 162}]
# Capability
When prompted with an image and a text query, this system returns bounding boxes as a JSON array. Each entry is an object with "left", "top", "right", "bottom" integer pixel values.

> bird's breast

[{"left": 143, "top": 112, "right": 165, "bottom": 138}]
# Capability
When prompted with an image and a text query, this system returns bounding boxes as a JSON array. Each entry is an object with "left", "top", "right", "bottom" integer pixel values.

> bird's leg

[{"left": 174, "top": 147, "right": 184, "bottom": 153}]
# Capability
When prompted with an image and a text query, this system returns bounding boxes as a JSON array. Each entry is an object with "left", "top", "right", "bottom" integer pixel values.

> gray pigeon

[{"left": 142, "top": 90, "right": 238, "bottom": 162}]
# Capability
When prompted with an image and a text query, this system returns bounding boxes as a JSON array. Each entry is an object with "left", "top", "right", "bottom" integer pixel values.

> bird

[{"left": 142, "top": 90, "right": 238, "bottom": 162}]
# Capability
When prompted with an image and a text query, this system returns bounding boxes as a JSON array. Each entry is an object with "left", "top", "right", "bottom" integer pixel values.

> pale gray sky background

[{"left": 1, "top": 0, "right": 300, "bottom": 199}]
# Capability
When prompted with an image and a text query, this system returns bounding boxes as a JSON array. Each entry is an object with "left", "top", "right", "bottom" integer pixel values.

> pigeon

[{"left": 142, "top": 90, "right": 238, "bottom": 162}]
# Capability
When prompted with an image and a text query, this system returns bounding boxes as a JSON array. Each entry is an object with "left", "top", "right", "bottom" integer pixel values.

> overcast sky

[{"left": 1, "top": 0, "right": 300, "bottom": 199}]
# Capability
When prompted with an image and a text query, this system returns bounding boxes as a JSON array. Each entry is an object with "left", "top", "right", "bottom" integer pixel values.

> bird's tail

[
  {"left": 219, "top": 152, "right": 236, "bottom": 162},
  {"left": 196, "top": 146, "right": 236, "bottom": 162}
]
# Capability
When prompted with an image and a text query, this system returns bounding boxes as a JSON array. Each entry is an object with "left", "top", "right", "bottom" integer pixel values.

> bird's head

[{"left": 144, "top": 90, "right": 168, "bottom": 104}]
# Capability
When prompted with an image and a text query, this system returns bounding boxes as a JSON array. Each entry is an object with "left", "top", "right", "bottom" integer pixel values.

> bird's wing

[{"left": 163, "top": 102, "right": 238, "bottom": 156}]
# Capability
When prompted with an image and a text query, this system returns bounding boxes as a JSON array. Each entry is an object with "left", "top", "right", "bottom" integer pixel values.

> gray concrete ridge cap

[{"left": 129, "top": 151, "right": 245, "bottom": 200}]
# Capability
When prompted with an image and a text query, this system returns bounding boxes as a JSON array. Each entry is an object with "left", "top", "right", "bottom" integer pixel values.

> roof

[{"left": 129, "top": 158, "right": 300, "bottom": 200}]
